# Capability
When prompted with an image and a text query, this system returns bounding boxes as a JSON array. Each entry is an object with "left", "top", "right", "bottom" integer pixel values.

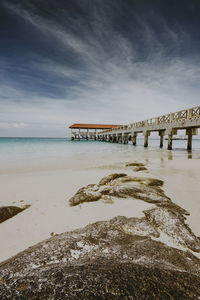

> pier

[{"left": 69, "top": 106, "right": 200, "bottom": 151}]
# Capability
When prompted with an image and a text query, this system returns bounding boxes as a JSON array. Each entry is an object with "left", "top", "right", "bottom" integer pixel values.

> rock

[
  {"left": 0, "top": 216, "right": 200, "bottom": 299},
  {"left": 0, "top": 205, "right": 30, "bottom": 224},
  {"left": 157, "top": 201, "right": 190, "bottom": 216},
  {"left": 98, "top": 173, "right": 127, "bottom": 186},
  {"left": 110, "top": 184, "right": 170, "bottom": 204},
  {"left": 69, "top": 185, "right": 101, "bottom": 206},
  {"left": 125, "top": 162, "right": 148, "bottom": 172},
  {"left": 69, "top": 174, "right": 129, "bottom": 206},
  {"left": 1, "top": 173, "right": 200, "bottom": 298},
  {"left": 126, "top": 162, "right": 145, "bottom": 167},
  {"left": 133, "top": 166, "right": 148, "bottom": 172},
  {"left": 119, "top": 176, "right": 164, "bottom": 187},
  {"left": 68, "top": 173, "right": 200, "bottom": 253},
  {"left": 69, "top": 174, "right": 166, "bottom": 207},
  {"left": 144, "top": 207, "right": 200, "bottom": 252},
  {"left": 119, "top": 216, "right": 160, "bottom": 238}
]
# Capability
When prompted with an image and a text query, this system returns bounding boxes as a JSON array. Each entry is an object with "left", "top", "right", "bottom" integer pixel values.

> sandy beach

[
  {"left": 2, "top": 0, "right": 200, "bottom": 296},
  {"left": 0, "top": 144, "right": 200, "bottom": 263}
]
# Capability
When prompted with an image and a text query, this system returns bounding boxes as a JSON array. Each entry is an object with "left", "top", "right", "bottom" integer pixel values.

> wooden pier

[{"left": 69, "top": 106, "right": 200, "bottom": 151}]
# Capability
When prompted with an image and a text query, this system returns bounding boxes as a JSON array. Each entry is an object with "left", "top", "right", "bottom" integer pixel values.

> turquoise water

[{"left": 0, "top": 137, "right": 200, "bottom": 165}]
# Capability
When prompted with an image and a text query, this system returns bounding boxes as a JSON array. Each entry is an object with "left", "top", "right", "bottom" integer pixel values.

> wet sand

[{"left": 0, "top": 148, "right": 200, "bottom": 262}]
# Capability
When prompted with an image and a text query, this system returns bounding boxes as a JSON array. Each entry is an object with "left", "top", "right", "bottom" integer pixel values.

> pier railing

[
  {"left": 101, "top": 106, "right": 200, "bottom": 134},
  {"left": 70, "top": 105, "right": 200, "bottom": 151}
]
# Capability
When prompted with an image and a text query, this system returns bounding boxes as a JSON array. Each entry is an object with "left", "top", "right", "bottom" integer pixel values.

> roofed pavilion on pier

[{"left": 69, "top": 123, "right": 122, "bottom": 140}]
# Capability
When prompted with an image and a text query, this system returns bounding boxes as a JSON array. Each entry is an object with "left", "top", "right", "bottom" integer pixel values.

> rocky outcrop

[
  {"left": 98, "top": 173, "right": 127, "bottom": 185},
  {"left": 0, "top": 205, "right": 30, "bottom": 224},
  {"left": 69, "top": 174, "right": 166, "bottom": 207},
  {"left": 69, "top": 173, "right": 200, "bottom": 253},
  {"left": 126, "top": 162, "right": 147, "bottom": 172},
  {"left": 133, "top": 166, "right": 148, "bottom": 171},
  {"left": 68, "top": 185, "right": 102, "bottom": 206},
  {"left": 126, "top": 162, "right": 145, "bottom": 167},
  {"left": 0, "top": 216, "right": 200, "bottom": 299},
  {"left": 144, "top": 207, "right": 200, "bottom": 252},
  {"left": 0, "top": 173, "right": 200, "bottom": 298}
]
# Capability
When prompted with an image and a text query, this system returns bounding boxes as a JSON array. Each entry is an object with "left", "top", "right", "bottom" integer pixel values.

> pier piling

[
  {"left": 132, "top": 133, "right": 137, "bottom": 146},
  {"left": 186, "top": 128, "right": 198, "bottom": 152},
  {"left": 159, "top": 133, "right": 164, "bottom": 148},
  {"left": 143, "top": 131, "right": 150, "bottom": 148},
  {"left": 167, "top": 134, "right": 173, "bottom": 150},
  {"left": 187, "top": 130, "right": 192, "bottom": 152}
]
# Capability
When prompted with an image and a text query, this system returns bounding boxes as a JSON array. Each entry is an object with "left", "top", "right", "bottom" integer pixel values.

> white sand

[{"left": 0, "top": 149, "right": 200, "bottom": 262}]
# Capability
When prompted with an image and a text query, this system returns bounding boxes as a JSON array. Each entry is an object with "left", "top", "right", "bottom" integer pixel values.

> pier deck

[{"left": 69, "top": 106, "right": 200, "bottom": 151}]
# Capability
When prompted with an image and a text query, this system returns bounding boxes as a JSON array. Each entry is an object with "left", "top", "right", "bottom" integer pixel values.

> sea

[{"left": 0, "top": 137, "right": 200, "bottom": 167}]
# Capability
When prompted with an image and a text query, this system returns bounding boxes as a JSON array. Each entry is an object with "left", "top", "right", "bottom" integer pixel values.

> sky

[{"left": 0, "top": 0, "right": 200, "bottom": 137}]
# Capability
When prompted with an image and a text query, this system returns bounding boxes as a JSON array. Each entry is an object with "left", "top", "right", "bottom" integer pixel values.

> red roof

[{"left": 69, "top": 123, "right": 122, "bottom": 129}]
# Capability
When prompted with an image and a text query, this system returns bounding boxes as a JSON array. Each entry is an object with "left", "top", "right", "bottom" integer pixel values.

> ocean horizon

[{"left": 1, "top": 136, "right": 200, "bottom": 162}]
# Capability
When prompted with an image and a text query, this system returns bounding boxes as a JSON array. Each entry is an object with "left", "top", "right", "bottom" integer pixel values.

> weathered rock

[
  {"left": 157, "top": 201, "right": 190, "bottom": 216},
  {"left": 69, "top": 174, "right": 127, "bottom": 206},
  {"left": 68, "top": 173, "right": 200, "bottom": 253},
  {"left": 98, "top": 173, "right": 127, "bottom": 186},
  {"left": 118, "top": 176, "right": 163, "bottom": 187},
  {"left": 126, "top": 162, "right": 145, "bottom": 167},
  {"left": 119, "top": 216, "right": 160, "bottom": 238},
  {"left": 144, "top": 207, "right": 200, "bottom": 252},
  {"left": 69, "top": 185, "right": 101, "bottom": 206},
  {"left": 69, "top": 174, "right": 166, "bottom": 207},
  {"left": 0, "top": 205, "right": 30, "bottom": 224},
  {"left": 110, "top": 184, "right": 170, "bottom": 204},
  {"left": 1, "top": 171, "right": 200, "bottom": 298},
  {"left": 0, "top": 216, "right": 200, "bottom": 299},
  {"left": 133, "top": 166, "right": 148, "bottom": 172}
]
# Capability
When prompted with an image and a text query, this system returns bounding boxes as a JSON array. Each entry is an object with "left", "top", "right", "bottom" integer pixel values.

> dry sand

[{"left": 0, "top": 149, "right": 200, "bottom": 262}]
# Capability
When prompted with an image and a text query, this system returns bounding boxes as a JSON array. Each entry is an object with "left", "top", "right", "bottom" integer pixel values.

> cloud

[
  {"left": 0, "top": 122, "right": 27, "bottom": 129},
  {"left": 13, "top": 122, "right": 27, "bottom": 128},
  {"left": 0, "top": 122, "right": 10, "bottom": 129},
  {"left": 1, "top": 0, "right": 200, "bottom": 136}
]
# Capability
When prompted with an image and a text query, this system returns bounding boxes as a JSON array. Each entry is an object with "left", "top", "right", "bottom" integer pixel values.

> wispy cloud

[
  {"left": 1, "top": 0, "right": 200, "bottom": 136},
  {"left": 0, "top": 122, "right": 27, "bottom": 129}
]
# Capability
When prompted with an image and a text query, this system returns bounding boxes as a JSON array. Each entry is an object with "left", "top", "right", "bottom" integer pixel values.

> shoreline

[{"left": 0, "top": 148, "right": 200, "bottom": 263}]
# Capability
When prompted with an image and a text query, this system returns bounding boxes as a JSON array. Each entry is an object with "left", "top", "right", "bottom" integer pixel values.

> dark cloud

[{"left": 0, "top": 0, "right": 200, "bottom": 136}]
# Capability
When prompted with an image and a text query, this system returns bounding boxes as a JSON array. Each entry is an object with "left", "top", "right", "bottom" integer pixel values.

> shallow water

[{"left": 0, "top": 137, "right": 200, "bottom": 170}]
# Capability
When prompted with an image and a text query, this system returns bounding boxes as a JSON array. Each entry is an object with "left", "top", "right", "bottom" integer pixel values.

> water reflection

[
  {"left": 160, "top": 157, "right": 165, "bottom": 168},
  {"left": 167, "top": 151, "right": 173, "bottom": 160}
]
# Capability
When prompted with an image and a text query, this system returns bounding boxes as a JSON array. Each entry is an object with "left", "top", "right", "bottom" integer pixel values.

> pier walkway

[{"left": 69, "top": 106, "right": 200, "bottom": 151}]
